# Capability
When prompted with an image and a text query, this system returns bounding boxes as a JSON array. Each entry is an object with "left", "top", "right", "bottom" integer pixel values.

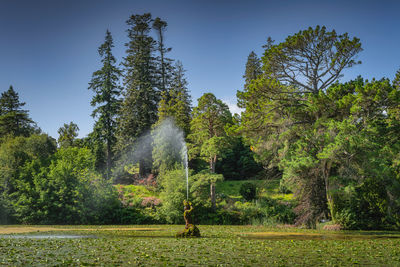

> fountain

[{"left": 183, "top": 144, "right": 189, "bottom": 200}]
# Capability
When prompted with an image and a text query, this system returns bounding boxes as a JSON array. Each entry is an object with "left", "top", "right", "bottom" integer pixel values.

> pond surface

[
  {"left": 241, "top": 232, "right": 400, "bottom": 240},
  {"left": 0, "top": 234, "right": 96, "bottom": 239}
]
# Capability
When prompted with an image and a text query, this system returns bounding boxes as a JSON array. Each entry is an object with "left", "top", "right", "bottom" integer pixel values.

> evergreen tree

[
  {"left": 393, "top": 68, "right": 400, "bottom": 90},
  {"left": 236, "top": 26, "right": 363, "bottom": 226},
  {"left": 157, "top": 61, "right": 191, "bottom": 136},
  {"left": 0, "top": 86, "right": 34, "bottom": 137},
  {"left": 117, "top": 13, "right": 159, "bottom": 177},
  {"left": 243, "top": 51, "right": 262, "bottom": 90},
  {"left": 152, "top": 17, "right": 173, "bottom": 96},
  {"left": 88, "top": 30, "right": 122, "bottom": 178}
]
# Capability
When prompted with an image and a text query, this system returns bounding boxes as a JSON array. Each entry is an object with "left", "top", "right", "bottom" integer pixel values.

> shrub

[{"left": 239, "top": 182, "right": 257, "bottom": 201}]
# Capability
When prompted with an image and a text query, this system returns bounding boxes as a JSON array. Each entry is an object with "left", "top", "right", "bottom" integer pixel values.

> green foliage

[
  {"left": 116, "top": 14, "right": 160, "bottom": 177},
  {"left": 239, "top": 182, "right": 256, "bottom": 201},
  {"left": 0, "top": 137, "right": 121, "bottom": 224},
  {"left": 189, "top": 93, "right": 232, "bottom": 172},
  {"left": 152, "top": 17, "right": 173, "bottom": 96},
  {"left": 243, "top": 51, "right": 262, "bottom": 90},
  {"left": 158, "top": 169, "right": 187, "bottom": 223},
  {"left": 334, "top": 177, "right": 393, "bottom": 230},
  {"left": 117, "top": 13, "right": 158, "bottom": 146},
  {"left": 236, "top": 23, "right": 400, "bottom": 228},
  {"left": 190, "top": 170, "right": 224, "bottom": 205},
  {"left": 216, "top": 137, "right": 262, "bottom": 179},
  {"left": 157, "top": 61, "right": 191, "bottom": 136},
  {"left": 57, "top": 121, "right": 79, "bottom": 148}
]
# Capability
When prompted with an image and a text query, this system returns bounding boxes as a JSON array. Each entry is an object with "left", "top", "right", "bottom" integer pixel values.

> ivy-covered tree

[
  {"left": 117, "top": 13, "right": 159, "bottom": 177},
  {"left": 0, "top": 86, "right": 35, "bottom": 138},
  {"left": 88, "top": 30, "right": 122, "bottom": 178}
]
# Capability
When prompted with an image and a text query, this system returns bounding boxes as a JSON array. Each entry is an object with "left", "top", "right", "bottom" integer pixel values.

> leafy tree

[
  {"left": 237, "top": 26, "right": 364, "bottom": 227},
  {"left": 190, "top": 170, "right": 223, "bottom": 206},
  {"left": 157, "top": 61, "right": 192, "bottom": 136},
  {"left": 0, "top": 134, "right": 56, "bottom": 223},
  {"left": 10, "top": 146, "right": 120, "bottom": 224},
  {"left": 88, "top": 30, "right": 122, "bottom": 178},
  {"left": 216, "top": 137, "right": 261, "bottom": 180},
  {"left": 263, "top": 25, "right": 362, "bottom": 93},
  {"left": 189, "top": 93, "right": 232, "bottom": 208},
  {"left": 0, "top": 86, "right": 35, "bottom": 137},
  {"left": 158, "top": 169, "right": 187, "bottom": 223},
  {"left": 57, "top": 122, "right": 79, "bottom": 148},
  {"left": 117, "top": 13, "right": 158, "bottom": 177}
]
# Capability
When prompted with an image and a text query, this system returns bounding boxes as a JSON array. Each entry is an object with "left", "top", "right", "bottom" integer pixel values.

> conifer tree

[
  {"left": 152, "top": 61, "right": 191, "bottom": 174},
  {"left": 0, "top": 86, "right": 34, "bottom": 137},
  {"left": 243, "top": 51, "right": 262, "bottom": 90},
  {"left": 157, "top": 61, "right": 191, "bottom": 136},
  {"left": 88, "top": 30, "right": 122, "bottom": 178},
  {"left": 117, "top": 13, "right": 159, "bottom": 177},
  {"left": 393, "top": 69, "right": 400, "bottom": 90},
  {"left": 152, "top": 17, "right": 173, "bottom": 96}
]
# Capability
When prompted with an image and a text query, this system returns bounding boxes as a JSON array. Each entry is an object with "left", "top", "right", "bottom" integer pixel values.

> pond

[
  {"left": 0, "top": 234, "right": 96, "bottom": 239},
  {"left": 240, "top": 231, "right": 400, "bottom": 240}
]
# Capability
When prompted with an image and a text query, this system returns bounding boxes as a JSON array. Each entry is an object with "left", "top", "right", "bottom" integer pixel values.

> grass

[{"left": 1, "top": 225, "right": 400, "bottom": 266}]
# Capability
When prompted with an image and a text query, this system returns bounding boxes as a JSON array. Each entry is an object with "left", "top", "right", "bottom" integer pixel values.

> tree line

[
  {"left": 0, "top": 13, "right": 259, "bottom": 225},
  {"left": 1, "top": 19, "right": 399, "bottom": 229}
]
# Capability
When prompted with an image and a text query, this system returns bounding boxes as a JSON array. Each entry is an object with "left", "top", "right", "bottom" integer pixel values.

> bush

[
  {"left": 333, "top": 177, "right": 393, "bottom": 230},
  {"left": 239, "top": 182, "right": 256, "bottom": 201},
  {"left": 158, "top": 169, "right": 187, "bottom": 224}
]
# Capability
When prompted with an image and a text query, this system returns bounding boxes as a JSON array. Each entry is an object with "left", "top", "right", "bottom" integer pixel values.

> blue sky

[{"left": 0, "top": 0, "right": 399, "bottom": 138}]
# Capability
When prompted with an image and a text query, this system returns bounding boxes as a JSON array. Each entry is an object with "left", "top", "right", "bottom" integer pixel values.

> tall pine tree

[
  {"left": 152, "top": 61, "right": 191, "bottom": 174},
  {"left": 243, "top": 51, "right": 262, "bottom": 89},
  {"left": 117, "top": 13, "right": 159, "bottom": 177},
  {"left": 152, "top": 17, "right": 173, "bottom": 96},
  {"left": 157, "top": 61, "right": 191, "bottom": 136},
  {"left": 0, "top": 86, "right": 35, "bottom": 138},
  {"left": 88, "top": 30, "right": 122, "bottom": 178}
]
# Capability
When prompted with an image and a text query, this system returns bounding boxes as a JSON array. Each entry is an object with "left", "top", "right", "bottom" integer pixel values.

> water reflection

[{"left": 0, "top": 234, "right": 96, "bottom": 239}]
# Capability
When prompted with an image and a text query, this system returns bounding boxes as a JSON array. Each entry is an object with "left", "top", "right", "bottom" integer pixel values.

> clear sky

[{"left": 0, "top": 0, "right": 399, "bottom": 138}]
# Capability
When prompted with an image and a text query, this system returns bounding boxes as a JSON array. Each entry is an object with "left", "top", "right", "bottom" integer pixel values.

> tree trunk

[
  {"left": 106, "top": 139, "right": 112, "bottom": 180},
  {"left": 323, "top": 160, "right": 332, "bottom": 220},
  {"left": 210, "top": 155, "right": 217, "bottom": 209},
  {"left": 210, "top": 155, "right": 217, "bottom": 173},
  {"left": 210, "top": 183, "right": 216, "bottom": 209}
]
